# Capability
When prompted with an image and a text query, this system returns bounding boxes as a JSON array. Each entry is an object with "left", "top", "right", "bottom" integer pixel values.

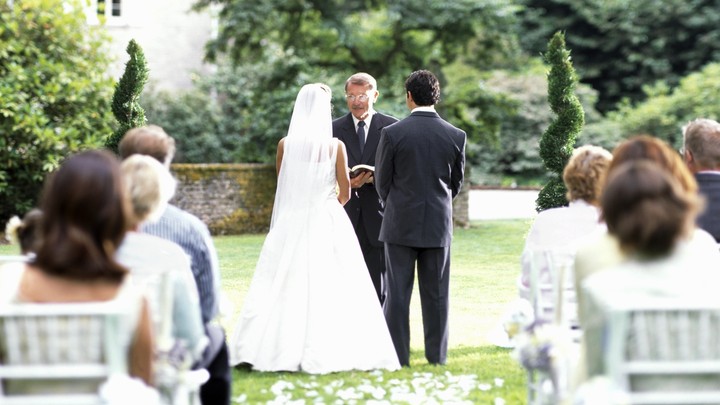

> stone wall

[
  {"left": 171, "top": 163, "right": 470, "bottom": 235},
  {"left": 170, "top": 163, "right": 276, "bottom": 235}
]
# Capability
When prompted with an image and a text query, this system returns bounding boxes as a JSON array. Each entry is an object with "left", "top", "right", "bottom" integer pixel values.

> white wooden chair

[
  {"left": 528, "top": 248, "right": 578, "bottom": 328},
  {"left": 526, "top": 248, "right": 580, "bottom": 405},
  {"left": 604, "top": 302, "right": 720, "bottom": 404},
  {"left": 128, "top": 268, "right": 207, "bottom": 405},
  {"left": 0, "top": 302, "right": 128, "bottom": 405}
]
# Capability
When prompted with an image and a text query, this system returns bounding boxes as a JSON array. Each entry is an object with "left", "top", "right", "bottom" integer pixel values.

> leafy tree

[
  {"left": 536, "top": 32, "right": 584, "bottom": 211},
  {"left": 0, "top": 0, "right": 114, "bottom": 226},
  {"left": 517, "top": 0, "right": 720, "bottom": 112},
  {"left": 592, "top": 62, "right": 720, "bottom": 150},
  {"left": 186, "top": 0, "right": 520, "bottom": 163},
  {"left": 106, "top": 39, "right": 149, "bottom": 153},
  {"left": 463, "top": 59, "right": 600, "bottom": 186}
]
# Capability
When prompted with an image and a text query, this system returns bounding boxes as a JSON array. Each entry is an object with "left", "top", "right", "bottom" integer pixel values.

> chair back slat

[
  {"left": 604, "top": 302, "right": 720, "bottom": 403},
  {"left": 0, "top": 302, "right": 129, "bottom": 403}
]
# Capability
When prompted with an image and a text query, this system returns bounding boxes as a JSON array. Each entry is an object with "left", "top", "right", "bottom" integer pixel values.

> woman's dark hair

[
  {"left": 405, "top": 70, "right": 440, "bottom": 106},
  {"left": 602, "top": 160, "right": 699, "bottom": 257},
  {"left": 33, "top": 150, "right": 130, "bottom": 283},
  {"left": 17, "top": 209, "right": 43, "bottom": 254}
]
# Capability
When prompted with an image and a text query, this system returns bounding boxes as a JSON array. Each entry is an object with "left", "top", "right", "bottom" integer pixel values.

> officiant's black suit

[
  {"left": 375, "top": 110, "right": 466, "bottom": 366},
  {"left": 333, "top": 112, "right": 398, "bottom": 303}
]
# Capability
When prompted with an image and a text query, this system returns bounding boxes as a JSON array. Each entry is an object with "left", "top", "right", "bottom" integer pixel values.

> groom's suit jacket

[
  {"left": 695, "top": 172, "right": 720, "bottom": 242},
  {"left": 375, "top": 111, "right": 466, "bottom": 248},
  {"left": 332, "top": 112, "right": 398, "bottom": 247}
]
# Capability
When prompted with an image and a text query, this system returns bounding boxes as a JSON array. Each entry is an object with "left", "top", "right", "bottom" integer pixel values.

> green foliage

[
  {"left": 106, "top": 39, "right": 149, "bottom": 153},
  {"left": 184, "top": 0, "right": 521, "bottom": 163},
  {"left": 144, "top": 54, "right": 345, "bottom": 163},
  {"left": 599, "top": 62, "right": 720, "bottom": 150},
  {"left": 537, "top": 32, "right": 584, "bottom": 211},
  {"left": 464, "top": 59, "right": 601, "bottom": 186},
  {"left": 517, "top": 0, "right": 720, "bottom": 112},
  {"left": 0, "top": 0, "right": 114, "bottom": 225}
]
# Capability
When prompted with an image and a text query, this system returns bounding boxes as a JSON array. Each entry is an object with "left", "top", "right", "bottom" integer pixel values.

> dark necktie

[{"left": 357, "top": 120, "right": 366, "bottom": 154}]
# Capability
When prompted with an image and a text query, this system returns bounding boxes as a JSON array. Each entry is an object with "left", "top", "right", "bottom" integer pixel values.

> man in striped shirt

[{"left": 119, "top": 126, "right": 231, "bottom": 405}]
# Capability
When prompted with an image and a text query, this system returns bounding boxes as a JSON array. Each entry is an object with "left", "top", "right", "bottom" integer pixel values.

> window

[{"left": 96, "top": 0, "right": 121, "bottom": 18}]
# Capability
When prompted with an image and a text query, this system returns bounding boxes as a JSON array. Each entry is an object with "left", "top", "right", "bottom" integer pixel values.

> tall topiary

[
  {"left": 536, "top": 31, "right": 584, "bottom": 211},
  {"left": 105, "top": 39, "right": 149, "bottom": 153}
]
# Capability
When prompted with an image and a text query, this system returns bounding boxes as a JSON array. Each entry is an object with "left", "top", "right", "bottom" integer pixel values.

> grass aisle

[
  {"left": 0, "top": 219, "right": 532, "bottom": 403},
  {"left": 215, "top": 219, "right": 532, "bottom": 403}
]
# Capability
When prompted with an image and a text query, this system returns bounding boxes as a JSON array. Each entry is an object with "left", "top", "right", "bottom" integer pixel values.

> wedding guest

[
  {"left": 574, "top": 135, "right": 710, "bottom": 310},
  {"left": 117, "top": 154, "right": 207, "bottom": 363},
  {"left": 332, "top": 72, "right": 398, "bottom": 304},
  {"left": 229, "top": 83, "right": 399, "bottom": 373},
  {"left": 375, "top": 70, "right": 466, "bottom": 366},
  {"left": 572, "top": 135, "right": 718, "bottom": 387},
  {"left": 1, "top": 150, "right": 154, "bottom": 391},
  {"left": 7, "top": 208, "right": 43, "bottom": 255},
  {"left": 518, "top": 145, "right": 612, "bottom": 304},
  {"left": 1, "top": 209, "right": 43, "bottom": 298},
  {"left": 682, "top": 118, "right": 720, "bottom": 241},
  {"left": 119, "top": 126, "right": 230, "bottom": 405},
  {"left": 581, "top": 160, "right": 720, "bottom": 379}
]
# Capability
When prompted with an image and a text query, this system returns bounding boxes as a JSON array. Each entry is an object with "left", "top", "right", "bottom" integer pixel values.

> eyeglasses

[{"left": 345, "top": 94, "right": 370, "bottom": 102}]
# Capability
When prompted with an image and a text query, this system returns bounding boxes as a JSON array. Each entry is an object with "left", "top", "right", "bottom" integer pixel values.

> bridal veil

[{"left": 271, "top": 83, "right": 338, "bottom": 230}]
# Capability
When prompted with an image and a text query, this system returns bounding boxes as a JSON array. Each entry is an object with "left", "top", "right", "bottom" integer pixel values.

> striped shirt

[{"left": 141, "top": 204, "right": 220, "bottom": 324}]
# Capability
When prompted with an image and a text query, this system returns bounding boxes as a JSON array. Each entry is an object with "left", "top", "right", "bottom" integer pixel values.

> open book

[{"left": 349, "top": 164, "right": 374, "bottom": 179}]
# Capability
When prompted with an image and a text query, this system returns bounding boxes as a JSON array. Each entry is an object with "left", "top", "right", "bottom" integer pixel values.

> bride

[{"left": 229, "top": 83, "right": 400, "bottom": 373}]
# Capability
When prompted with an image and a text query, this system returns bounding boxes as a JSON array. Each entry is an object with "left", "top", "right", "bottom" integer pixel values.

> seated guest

[
  {"left": 1, "top": 150, "right": 154, "bottom": 392},
  {"left": 581, "top": 160, "right": 720, "bottom": 380},
  {"left": 574, "top": 135, "right": 714, "bottom": 311},
  {"left": 4, "top": 208, "right": 43, "bottom": 255},
  {"left": 682, "top": 118, "right": 720, "bottom": 241},
  {"left": 119, "top": 126, "right": 230, "bottom": 405},
  {"left": 1, "top": 209, "right": 43, "bottom": 297},
  {"left": 518, "top": 145, "right": 612, "bottom": 307},
  {"left": 117, "top": 154, "right": 208, "bottom": 363}
]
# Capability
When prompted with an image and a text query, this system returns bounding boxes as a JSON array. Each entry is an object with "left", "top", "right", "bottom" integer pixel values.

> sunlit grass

[
  {"left": 214, "top": 219, "right": 530, "bottom": 403},
  {"left": 0, "top": 219, "right": 532, "bottom": 403}
]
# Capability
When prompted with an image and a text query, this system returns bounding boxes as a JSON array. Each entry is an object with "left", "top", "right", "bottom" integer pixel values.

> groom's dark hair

[{"left": 405, "top": 70, "right": 440, "bottom": 106}]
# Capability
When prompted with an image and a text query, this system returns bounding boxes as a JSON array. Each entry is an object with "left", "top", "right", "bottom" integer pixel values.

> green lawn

[
  {"left": 214, "top": 219, "right": 532, "bottom": 403},
  {"left": 1, "top": 219, "right": 533, "bottom": 403}
]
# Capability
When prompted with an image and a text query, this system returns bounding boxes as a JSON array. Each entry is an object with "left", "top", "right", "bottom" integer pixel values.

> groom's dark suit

[
  {"left": 333, "top": 112, "right": 398, "bottom": 302},
  {"left": 375, "top": 110, "right": 466, "bottom": 366},
  {"left": 695, "top": 172, "right": 720, "bottom": 241}
]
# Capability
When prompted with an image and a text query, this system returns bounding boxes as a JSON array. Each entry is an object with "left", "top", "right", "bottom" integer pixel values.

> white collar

[
  {"left": 352, "top": 110, "right": 376, "bottom": 128},
  {"left": 411, "top": 106, "right": 436, "bottom": 113}
]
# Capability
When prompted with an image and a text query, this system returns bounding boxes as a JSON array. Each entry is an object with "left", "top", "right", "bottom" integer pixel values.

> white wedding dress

[{"left": 229, "top": 84, "right": 400, "bottom": 374}]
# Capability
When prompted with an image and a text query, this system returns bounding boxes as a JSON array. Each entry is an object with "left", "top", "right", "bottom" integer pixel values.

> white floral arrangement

[
  {"left": 501, "top": 298, "right": 535, "bottom": 342},
  {"left": 572, "top": 376, "right": 630, "bottom": 405},
  {"left": 99, "top": 374, "right": 160, "bottom": 405},
  {"left": 511, "top": 320, "right": 574, "bottom": 373},
  {"left": 4, "top": 215, "right": 22, "bottom": 245}
]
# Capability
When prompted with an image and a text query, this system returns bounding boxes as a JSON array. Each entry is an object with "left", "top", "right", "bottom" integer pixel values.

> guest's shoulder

[
  {"left": 684, "top": 227, "right": 720, "bottom": 257},
  {"left": 145, "top": 205, "right": 211, "bottom": 240}
]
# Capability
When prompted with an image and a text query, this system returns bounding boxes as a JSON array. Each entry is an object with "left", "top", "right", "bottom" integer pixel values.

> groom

[
  {"left": 333, "top": 72, "right": 398, "bottom": 304},
  {"left": 375, "top": 70, "right": 466, "bottom": 366}
]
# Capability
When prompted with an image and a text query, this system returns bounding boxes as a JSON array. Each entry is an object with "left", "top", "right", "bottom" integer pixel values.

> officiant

[{"left": 332, "top": 72, "right": 398, "bottom": 304}]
